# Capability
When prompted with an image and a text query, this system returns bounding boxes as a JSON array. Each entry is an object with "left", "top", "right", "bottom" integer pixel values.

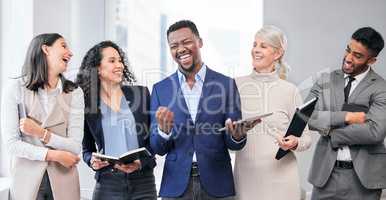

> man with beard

[
  {"left": 306, "top": 27, "right": 386, "bottom": 200},
  {"left": 150, "top": 20, "right": 257, "bottom": 200}
]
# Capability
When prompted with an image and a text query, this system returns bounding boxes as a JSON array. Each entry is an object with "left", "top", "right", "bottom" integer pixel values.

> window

[
  {"left": 105, "top": 0, "right": 263, "bottom": 87},
  {"left": 105, "top": 0, "right": 263, "bottom": 193}
]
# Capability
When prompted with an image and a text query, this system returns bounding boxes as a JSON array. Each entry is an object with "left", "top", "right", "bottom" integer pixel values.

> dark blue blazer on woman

[{"left": 82, "top": 86, "right": 156, "bottom": 180}]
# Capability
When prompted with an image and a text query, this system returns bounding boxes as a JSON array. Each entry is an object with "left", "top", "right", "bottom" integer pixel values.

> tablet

[{"left": 218, "top": 112, "right": 273, "bottom": 131}]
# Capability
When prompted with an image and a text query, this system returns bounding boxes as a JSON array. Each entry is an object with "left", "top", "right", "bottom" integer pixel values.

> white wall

[
  {"left": 0, "top": 0, "right": 35, "bottom": 177},
  {"left": 0, "top": 0, "right": 106, "bottom": 197},
  {"left": 34, "top": 0, "right": 106, "bottom": 197},
  {"left": 34, "top": 0, "right": 106, "bottom": 80},
  {"left": 0, "top": 0, "right": 3, "bottom": 177},
  {"left": 264, "top": 0, "right": 386, "bottom": 194},
  {"left": 0, "top": 0, "right": 3, "bottom": 178}
]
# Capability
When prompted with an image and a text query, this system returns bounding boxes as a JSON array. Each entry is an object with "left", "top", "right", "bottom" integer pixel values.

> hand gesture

[
  {"left": 345, "top": 112, "right": 366, "bottom": 124},
  {"left": 90, "top": 154, "right": 110, "bottom": 170},
  {"left": 47, "top": 150, "right": 80, "bottom": 168},
  {"left": 278, "top": 135, "right": 299, "bottom": 151},
  {"left": 225, "top": 118, "right": 261, "bottom": 140},
  {"left": 156, "top": 107, "right": 174, "bottom": 134},
  {"left": 19, "top": 117, "right": 44, "bottom": 138}
]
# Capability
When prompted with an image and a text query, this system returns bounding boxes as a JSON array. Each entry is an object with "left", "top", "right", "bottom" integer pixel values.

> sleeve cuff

[
  {"left": 332, "top": 111, "right": 348, "bottom": 127},
  {"left": 293, "top": 139, "right": 303, "bottom": 152},
  {"left": 45, "top": 132, "right": 59, "bottom": 148},
  {"left": 158, "top": 127, "right": 171, "bottom": 140},
  {"left": 231, "top": 135, "right": 246, "bottom": 144},
  {"left": 38, "top": 147, "right": 49, "bottom": 161}
]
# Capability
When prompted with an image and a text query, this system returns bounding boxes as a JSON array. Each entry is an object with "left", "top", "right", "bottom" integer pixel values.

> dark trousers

[
  {"left": 36, "top": 171, "right": 54, "bottom": 200},
  {"left": 162, "top": 164, "right": 234, "bottom": 200},
  {"left": 311, "top": 167, "right": 382, "bottom": 200},
  {"left": 93, "top": 169, "right": 157, "bottom": 200}
]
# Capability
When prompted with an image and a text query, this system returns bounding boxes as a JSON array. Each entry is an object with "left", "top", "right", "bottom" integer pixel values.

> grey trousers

[
  {"left": 36, "top": 171, "right": 53, "bottom": 200},
  {"left": 162, "top": 176, "right": 235, "bottom": 200},
  {"left": 311, "top": 167, "right": 382, "bottom": 200}
]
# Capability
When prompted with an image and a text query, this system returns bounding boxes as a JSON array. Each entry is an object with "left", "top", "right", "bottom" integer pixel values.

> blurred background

[{"left": 1, "top": 0, "right": 385, "bottom": 199}]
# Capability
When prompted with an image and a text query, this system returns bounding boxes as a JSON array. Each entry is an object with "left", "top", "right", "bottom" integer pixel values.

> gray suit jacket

[{"left": 307, "top": 69, "right": 386, "bottom": 190}]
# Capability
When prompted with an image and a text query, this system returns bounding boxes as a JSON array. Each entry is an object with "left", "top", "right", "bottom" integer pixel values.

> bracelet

[{"left": 40, "top": 129, "right": 49, "bottom": 143}]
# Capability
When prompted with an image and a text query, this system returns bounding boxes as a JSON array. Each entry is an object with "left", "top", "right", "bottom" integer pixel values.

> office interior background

[{"left": 0, "top": 0, "right": 385, "bottom": 199}]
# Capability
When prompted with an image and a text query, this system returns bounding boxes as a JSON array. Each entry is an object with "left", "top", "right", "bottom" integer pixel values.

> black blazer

[{"left": 82, "top": 85, "right": 156, "bottom": 179}]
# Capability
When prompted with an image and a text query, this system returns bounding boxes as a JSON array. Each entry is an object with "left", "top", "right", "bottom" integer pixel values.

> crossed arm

[{"left": 306, "top": 74, "right": 386, "bottom": 147}]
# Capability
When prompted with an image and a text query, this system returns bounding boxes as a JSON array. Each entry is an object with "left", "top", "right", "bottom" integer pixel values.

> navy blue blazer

[
  {"left": 82, "top": 85, "right": 156, "bottom": 180},
  {"left": 150, "top": 67, "right": 245, "bottom": 198}
]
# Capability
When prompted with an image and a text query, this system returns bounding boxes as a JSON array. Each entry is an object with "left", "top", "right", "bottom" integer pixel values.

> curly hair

[{"left": 75, "top": 41, "right": 135, "bottom": 115}]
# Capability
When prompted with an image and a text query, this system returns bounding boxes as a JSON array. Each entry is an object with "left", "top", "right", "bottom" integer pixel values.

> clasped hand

[
  {"left": 277, "top": 135, "right": 299, "bottom": 151},
  {"left": 345, "top": 112, "right": 366, "bottom": 124},
  {"left": 90, "top": 155, "right": 141, "bottom": 174}
]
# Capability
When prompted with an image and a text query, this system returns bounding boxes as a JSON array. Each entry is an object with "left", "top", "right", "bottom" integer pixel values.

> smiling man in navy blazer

[{"left": 150, "top": 20, "right": 254, "bottom": 200}]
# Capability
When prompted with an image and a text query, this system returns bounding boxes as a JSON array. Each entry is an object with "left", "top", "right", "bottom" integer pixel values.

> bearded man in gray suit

[{"left": 306, "top": 27, "right": 386, "bottom": 200}]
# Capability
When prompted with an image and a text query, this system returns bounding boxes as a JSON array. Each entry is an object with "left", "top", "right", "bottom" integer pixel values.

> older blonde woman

[{"left": 234, "top": 26, "right": 312, "bottom": 200}]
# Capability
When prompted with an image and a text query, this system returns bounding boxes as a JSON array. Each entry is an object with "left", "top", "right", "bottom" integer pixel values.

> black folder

[
  {"left": 341, "top": 103, "right": 369, "bottom": 113},
  {"left": 275, "top": 97, "right": 318, "bottom": 160}
]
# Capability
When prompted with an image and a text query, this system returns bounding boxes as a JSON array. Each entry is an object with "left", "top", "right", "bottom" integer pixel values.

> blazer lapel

[
  {"left": 122, "top": 86, "right": 145, "bottom": 147},
  {"left": 348, "top": 69, "right": 377, "bottom": 102},
  {"left": 333, "top": 70, "right": 346, "bottom": 108},
  {"left": 86, "top": 113, "right": 104, "bottom": 152},
  {"left": 27, "top": 91, "right": 66, "bottom": 128},
  {"left": 27, "top": 92, "right": 44, "bottom": 124},
  {"left": 171, "top": 72, "right": 193, "bottom": 123},
  {"left": 195, "top": 68, "right": 215, "bottom": 123},
  {"left": 43, "top": 94, "right": 67, "bottom": 128}
]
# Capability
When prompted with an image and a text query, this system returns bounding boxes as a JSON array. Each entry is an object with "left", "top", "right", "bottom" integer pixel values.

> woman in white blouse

[
  {"left": 234, "top": 26, "right": 312, "bottom": 200},
  {"left": 1, "top": 33, "right": 84, "bottom": 200}
]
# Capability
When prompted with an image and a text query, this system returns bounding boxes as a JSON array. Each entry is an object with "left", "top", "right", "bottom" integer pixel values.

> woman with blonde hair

[{"left": 234, "top": 25, "right": 312, "bottom": 200}]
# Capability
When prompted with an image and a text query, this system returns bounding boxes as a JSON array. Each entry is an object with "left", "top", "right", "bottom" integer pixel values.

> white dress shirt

[
  {"left": 1, "top": 79, "right": 84, "bottom": 161},
  {"left": 158, "top": 64, "right": 207, "bottom": 162},
  {"left": 337, "top": 67, "right": 370, "bottom": 161},
  {"left": 157, "top": 64, "right": 244, "bottom": 162}
]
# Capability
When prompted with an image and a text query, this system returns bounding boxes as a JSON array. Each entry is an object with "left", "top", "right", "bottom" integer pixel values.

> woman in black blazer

[{"left": 75, "top": 41, "right": 157, "bottom": 200}]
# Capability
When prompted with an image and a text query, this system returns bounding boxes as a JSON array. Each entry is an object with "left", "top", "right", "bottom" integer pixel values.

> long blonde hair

[{"left": 255, "top": 25, "right": 289, "bottom": 80}]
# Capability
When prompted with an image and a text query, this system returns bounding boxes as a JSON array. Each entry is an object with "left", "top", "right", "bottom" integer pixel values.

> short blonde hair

[{"left": 255, "top": 25, "right": 289, "bottom": 79}]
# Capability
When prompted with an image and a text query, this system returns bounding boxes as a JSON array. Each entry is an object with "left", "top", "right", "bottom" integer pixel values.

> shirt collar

[
  {"left": 177, "top": 63, "right": 207, "bottom": 84},
  {"left": 100, "top": 95, "right": 128, "bottom": 115},
  {"left": 344, "top": 66, "right": 371, "bottom": 83}
]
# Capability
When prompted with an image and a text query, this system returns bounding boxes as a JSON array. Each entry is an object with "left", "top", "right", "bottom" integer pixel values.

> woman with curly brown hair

[{"left": 75, "top": 41, "right": 157, "bottom": 200}]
